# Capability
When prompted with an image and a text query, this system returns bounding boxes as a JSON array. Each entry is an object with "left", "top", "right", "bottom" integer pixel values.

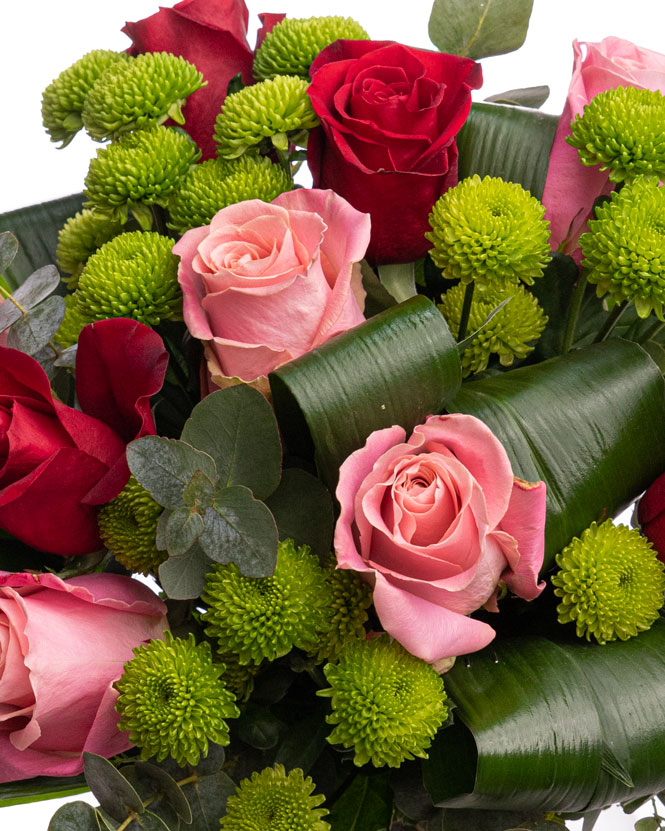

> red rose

[
  {"left": 307, "top": 40, "right": 482, "bottom": 264},
  {"left": 0, "top": 319, "right": 168, "bottom": 556},
  {"left": 637, "top": 471, "right": 665, "bottom": 563},
  {"left": 123, "top": 0, "right": 284, "bottom": 160}
]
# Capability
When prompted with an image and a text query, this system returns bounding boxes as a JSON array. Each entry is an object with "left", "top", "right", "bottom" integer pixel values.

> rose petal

[{"left": 498, "top": 478, "right": 547, "bottom": 600}]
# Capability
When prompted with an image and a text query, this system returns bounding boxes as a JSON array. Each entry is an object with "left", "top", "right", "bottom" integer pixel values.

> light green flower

[{"left": 56, "top": 209, "right": 125, "bottom": 288}]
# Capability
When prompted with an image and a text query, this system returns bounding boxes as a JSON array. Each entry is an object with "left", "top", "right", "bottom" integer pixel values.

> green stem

[
  {"left": 561, "top": 272, "right": 588, "bottom": 354},
  {"left": 593, "top": 300, "right": 630, "bottom": 343},
  {"left": 0, "top": 283, "right": 28, "bottom": 316},
  {"left": 637, "top": 319, "right": 665, "bottom": 344},
  {"left": 457, "top": 282, "right": 475, "bottom": 342}
]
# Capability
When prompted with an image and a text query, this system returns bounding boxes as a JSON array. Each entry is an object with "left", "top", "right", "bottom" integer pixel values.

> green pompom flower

[
  {"left": 56, "top": 209, "right": 125, "bottom": 288},
  {"left": 551, "top": 520, "right": 665, "bottom": 645},
  {"left": 253, "top": 16, "right": 369, "bottom": 80},
  {"left": 115, "top": 632, "right": 239, "bottom": 767},
  {"left": 214, "top": 75, "right": 319, "bottom": 159},
  {"left": 82, "top": 51, "right": 206, "bottom": 142},
  {"left": 221, "top": 765, "right": 330, "bottom": 831},
  {"left": 567, "top": 86, "right": 665, "bottom": 183},
  {"left": 84, "top": 125, "right": 200, "bottom": 228},
  {"left": 426, "top": 174, "right": 551, "bottom": 289},
  {"left": 319, "top": 636, "right": 448, "bottom": 768},
  {"left": 440, "top": 283, "right": 548, "bottom": 376},
  {"left": 73, "top": 231, "right": 181, "bottom": 326},
  {"left": 41, "top": 50, "right": 128, "bottom": 147},
  {"left": 98, "top": 476, "right": 165, "bottom": 575},
  {"left": 167, "top": 156, "right": 292, "bottom": 235},
  {"left": 580, "top": 176, "right": 665, "bottom": 319},
  {"left": 54, "top": 294, "right": 90, "bottom": 349},
  {"left": 307, "top": 562, "right": 373, "bottom": 664},
  {"left": 202, "top": 538, "right": 332, "bottom": 665}
]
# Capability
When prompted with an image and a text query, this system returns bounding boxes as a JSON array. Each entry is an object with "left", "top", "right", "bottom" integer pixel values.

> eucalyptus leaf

[
  {"left": 54, "top": 343, "right": 78, "bottom": 367},
  {"left": 377, "top": 262, "right": 418, "bottom": 304},
  {"left": 634, "top": 819, "right": 661, "bottom": 831},
  {"left": 0, "top": 291, "right": 22, "bottom": 331},
  {"left": 127, "top": 436, "right": 217, "bottom": 509},
  {"left": 83, "top": 754, "right": 144, "bottom": 823},
  {"left": 13, "top": 263, "right": 60, "bottom": 309},
  {"left": 429, "top": 0, "right": 534, "bottom": 59},
  {"left": 485, "top": 85, "right": 550, "bottom": 108},
  {"left": 0, "top": 230, "right": 18, "bottom": 275},
  {"left": 165, "top": 506, "right": 204, "bottom": 557},
  {"left": 182, "top": 469, "right": 215, "bottom": 511},
  {"left": 7, "top": 294, "right": 65, "bottom": 354},
  {"left": 47, "top": 801, "right": 100, "bottom": 831},
  {"left": 157, "top": 542, "right": 210, "bottom": 600},
  {"left": 264, "top": 468, "right": 334, "bottom": 558},
  {"left": 329, "top": 771, "right": 393, "bottom": 831},
  {"left": 181, "top": 772, "right": 237, "bottom": 831},
  {"left": 181, "top": 386, "right": 282, "bottom": 501},
  {"left": 198, "top": 485, "right": 278, "bottom": 578}
]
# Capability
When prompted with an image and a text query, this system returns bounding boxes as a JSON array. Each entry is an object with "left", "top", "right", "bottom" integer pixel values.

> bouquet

[{"left": 2, "top": 1, "right": 665, "bottom": 829}]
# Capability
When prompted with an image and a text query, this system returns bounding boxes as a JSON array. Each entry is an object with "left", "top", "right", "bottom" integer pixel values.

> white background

[{"left": 0, "top": 0, "right": 663, "bottom": 828}]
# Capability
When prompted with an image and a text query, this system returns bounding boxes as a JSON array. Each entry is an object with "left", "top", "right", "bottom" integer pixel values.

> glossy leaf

[
  {"left": 429, "top": 0, "right": 534, "bottom": 59},
  {"left": 456, "top": 102, "right": 558, "bottom": 201},
  {"left": 264, "top": 468, "right": 334, "bottom": 558},
  {"left": 47, "top": 801, "right": 100, "bottom": 831},
  {"left": 329, "top": 771, "right": 393, "bottom": 831},
  {"left": 83, "top": 754, "right": 143, "bottom": 823},
  {"left": 158, "top": 542, "right": 210, "bottom": 600},
  {"left": 485, "top": 85, "right": 550, "bottom": 108},
  {"left": 0, "top": 774, "right": 87, "bottom": 807},
  {"left": 423, "top": 620, "right": 665, "bottom": 813},
  {"left": 180, "top": 386, "right": 282, "bottom": 500},
  {"left": 377, "top": 262, "right": 418, "bottom": 304},
  {"left": 270, "top": 296, "right": 461, "bottom": 489},
  {"left": 450, "top": 339, "right": 665, "bottom": 565}
]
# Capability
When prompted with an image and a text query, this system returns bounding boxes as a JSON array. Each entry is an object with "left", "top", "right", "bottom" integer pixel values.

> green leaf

[
  {"left": 270, "top": 296, "right": 461, "bottom": 489},
  {"left": 165, "top": 506, "right": 204, "bottom": 556},
  {"left": 83, "top": 754, "right": 143, "bottom": 823},
  {"left": 182, "top": 469, "right": 215, "bottom": 511},
  {"left": 236, "top": 703, "right": 285, "bottom": 750},
  {"left": 7, "top": 294, "right": 65, "bottom": 354},
  {"left": 180, "top": 386, "right": 282, "bottom": 500},
  {"left": 634, "top": 819, "right": 661, "bottom": 831},
  {"left": 377, "top": 262, "right": 418, "bottom": 304},
  {"left": 157, "top": 542, "right": 210, "bottom": 600},
  {"left": 360, "top": 259, "right": 397, "bottom": 317},
  {"left": 181, "top": 772, "right": 237, "bottom": 831},
  {"left": 0, "top": 193, "right": 85, "bottom": 289},
  {"left": 0, "top": 230, "right": 18, "bottom": 275},
  {"left": 449, "top": 339, "right": 665, "bottom": 565},
  {"left": 423, "top": 620, "right": 665, "bottom": 813},
  {"left": 485, "top": 85, "right": 550, "bottom": 109},
  {"left": 0, "top": 773, "right": 87, "bottom": 807},
  {"left": 47, "top": 801, "right": 100, "bottom": 831},
  {"left": 429, "top": 0, "right": 534, "bottom": 59},
  {"left": 274, "top": 709, "right": 330, "bottom": 774},
  {"left": 440, "top": 808, "right": 565, "bottom": 830},
  {"left": 12, "top": 263, "right": 60, "bottom": 310},
  {"left": 264, "top": 468, "right": 334, "bottom": 558},
  {"left": 127, "top": 436, "right": 217, "bottom": 509},
  {"left": 456, "top": 102, "right": 558, "bottom": 201},
  {"left": 198, "top": 485, "right": 278, "bottom": 578},
  {"left": 329, "top": 771, "right": 393, "bottom": 831}
]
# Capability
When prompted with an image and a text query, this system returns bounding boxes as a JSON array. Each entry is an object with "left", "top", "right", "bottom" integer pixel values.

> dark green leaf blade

[
  {"left": 47, "top": 801, "right": 100, "bottom": 831},
  {"left": 485, "top": 85, "right": 550, "bottom": 108},
  {"left": 270, "top": 296, "right": 461, "bottom": 489},
  {"left": 264, "top": 468, "right": 334, "bottom": 558},
  {"left": 180, "top": 386, "right": 282, "bottom": 500},
  {"left": 181, "top": 772, "right": 237, "bottom": 831},
  {"left": 329, "top": 771, "right": 392, "bottom": 831},
  {"left": 429, "top": 0, "right": 534, "bottom": 59},
  {"left": 83, "top": 754, "right": 143, "bottom": 823}
]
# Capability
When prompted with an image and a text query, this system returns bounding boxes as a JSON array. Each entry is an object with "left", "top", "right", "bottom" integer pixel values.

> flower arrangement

[{"left": 1, "top": 1, "right": 665, "bottom": 830}]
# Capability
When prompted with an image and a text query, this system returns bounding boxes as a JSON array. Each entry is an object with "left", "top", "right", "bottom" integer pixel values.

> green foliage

[
  {"left": 328, "top": 771, "right": 392, "bottom": 831},
  {"left": 429, "top": 0, "right": 534, "bottom": 59}
]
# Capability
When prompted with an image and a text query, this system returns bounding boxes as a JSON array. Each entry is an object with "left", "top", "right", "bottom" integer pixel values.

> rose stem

[
  {"left": 561, "top": 271, "right": 588, "bottom": 354},
  {"left": 637, "top": 319, "right": 665, "bottom": 344},
  {"left": 457, "top": 281, "right": 475, "bottom": 342},
  {"left": 592, "top": 299, "right": 630, "bottom": 343}
]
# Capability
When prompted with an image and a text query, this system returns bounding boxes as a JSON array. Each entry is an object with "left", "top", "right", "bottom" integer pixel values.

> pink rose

[
  {"left": 543, "top": 37, "right": 665, "bottom": 254},
  {"left": 0, "top": 572, "right": 167, "bottom": 782},
  {"left": 174, "top": 189, "right": 370, "bottom": 385},
  {"left": 334, "top": 414, "right": 546, "bottom": 663}
]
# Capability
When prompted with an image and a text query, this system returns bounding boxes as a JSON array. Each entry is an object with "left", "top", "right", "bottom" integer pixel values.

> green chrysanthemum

[
  {"left": 53, "top": 294, "right": 91, "bottom": 349},
  {"left": 253, "top": 16, "right": 369, "bottom": 80},
  {"left": 82, "top": 51, "right": 206, "bottom": 142},
  {"left": 319, "top": 636, "right": 448, "bottom": 768},
  {"left": 98, "top": 476, "right": 165, "bottom": 574},
  {"left": 551, "top": 520, "right": 665, "bottom": 645},
  {"left": 84, "top": 125, "right": 200, "bottom": 228},
  {"left": 567, "top": 86, "right": 665, "bottom": 183},
  {"left": 221, "top": 765, "right": 330, "bottom": 831},
  {"left": 73, "top": 231, "right": 181, "bottom": 326},
  {"left": 440, "top": 283, "right": 548, "bottom": 376},
  {"left": 56, "top": 209, "right": 125, "bottom": 288},
  {"left": 41, "top": 50, "right": 128, "bottom": 147},
  {"left": 202, "top": 538, "right": 332, "bottom": 665},
  {"left": 214, "top": 75, "right": 319, "bottom": 159},
  {"left": 115, "top": 632, "right": 239, "bottom": 767},
  {"left": 580, "top": 176, "right": 665, "bottom": 319},
  {"left": 425, "top": 174, "right": 551, "bottom": 289},
  {"left": 167, "top": 156, "right": 292, "bottom": 235},
  {"left": 307, "top": 562, "right": 373, "bottom": 664}
]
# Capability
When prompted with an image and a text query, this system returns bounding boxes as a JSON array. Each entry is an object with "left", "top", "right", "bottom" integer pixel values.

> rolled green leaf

[
  {"left": 450, "top": 339, "right": 665, "bottom": 565},
  {"left": 269, "top": 296, "right": 462, "bottom": 489},
  {"left": 423, "top": 619, "right": 665, "bottom": 812}
]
